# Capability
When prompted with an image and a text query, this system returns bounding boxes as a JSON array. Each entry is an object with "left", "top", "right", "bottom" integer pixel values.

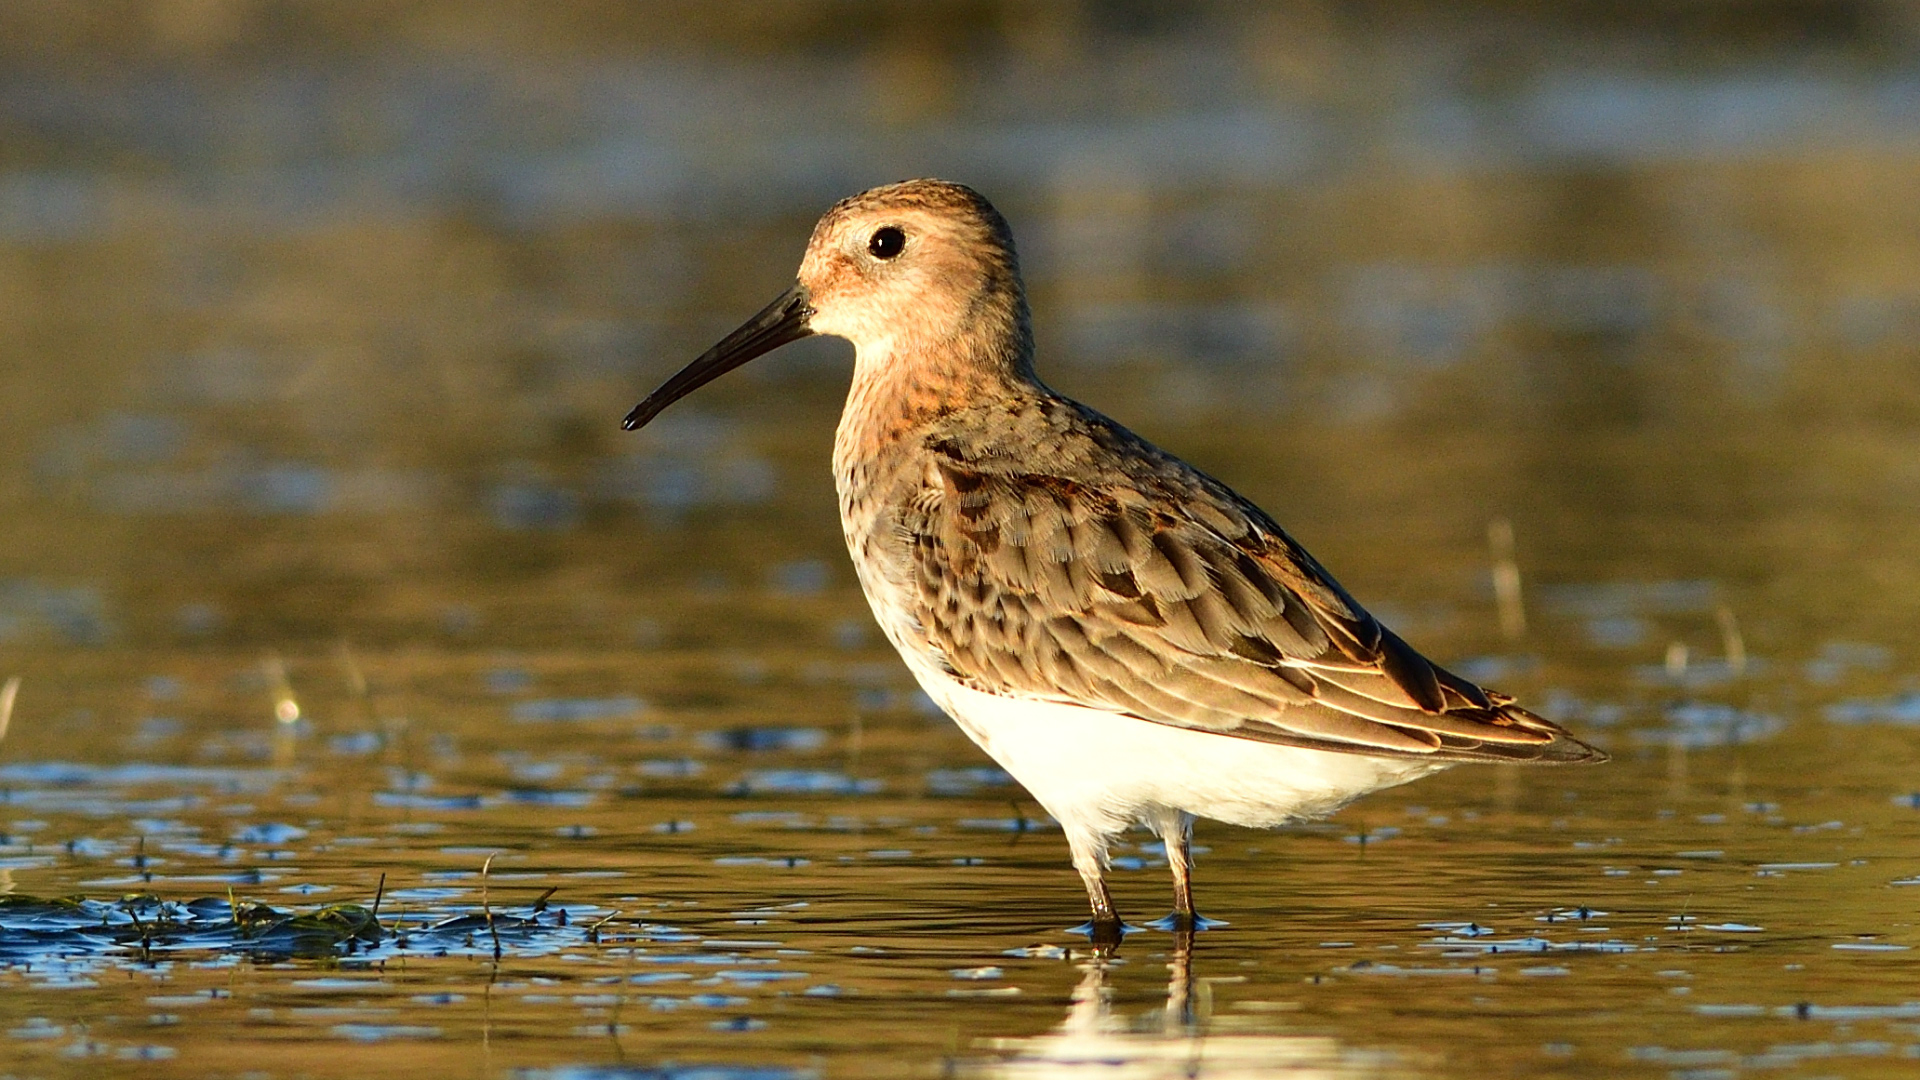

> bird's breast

[{"left": 833, "top": 430, "right": 937, "bottom": 671}]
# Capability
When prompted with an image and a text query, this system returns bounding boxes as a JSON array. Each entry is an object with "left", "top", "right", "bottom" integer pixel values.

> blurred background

[{"left": 5, "top": 0, "right": 1920, "bottom": 688}]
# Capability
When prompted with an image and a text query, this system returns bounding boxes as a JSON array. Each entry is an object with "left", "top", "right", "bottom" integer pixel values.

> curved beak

[{"left": 622, "top": 283, "right": 815, "bottom": 431}]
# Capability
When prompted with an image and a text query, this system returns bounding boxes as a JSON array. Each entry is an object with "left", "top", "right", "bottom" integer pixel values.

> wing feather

[{"left": 900, "top": 406, "right": 1605, "bottom": 765}]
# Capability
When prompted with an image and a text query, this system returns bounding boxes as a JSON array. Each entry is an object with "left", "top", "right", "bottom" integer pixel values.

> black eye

[{"left": 868, "top": 226, "right": 906, "bottom": 260}]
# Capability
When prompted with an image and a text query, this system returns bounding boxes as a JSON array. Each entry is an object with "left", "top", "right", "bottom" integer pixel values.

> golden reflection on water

[
  {"left": 3, "top": 2, "right": 1920, "bottom": 1077},
  {"left": 970, "top": 942, "right": 1414, "bottom": 1080}
]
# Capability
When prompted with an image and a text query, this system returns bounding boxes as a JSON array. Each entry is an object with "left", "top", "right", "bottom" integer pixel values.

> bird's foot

[
  {"left": 1144, "top": 911, "right": 1228, "bottom": 933},
  {"left": 1067, "top": 918, "right": 1139, "bottom": 947}
]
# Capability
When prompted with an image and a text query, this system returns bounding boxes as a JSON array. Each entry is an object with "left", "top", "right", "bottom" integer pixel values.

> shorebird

[{"left": 624, "top": 179, "right": 1605, "bottom": 940}]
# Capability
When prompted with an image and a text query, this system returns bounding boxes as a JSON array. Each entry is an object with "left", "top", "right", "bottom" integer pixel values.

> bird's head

[{"left": 623, "top": 179, "right": 1028, "bottom": 432}]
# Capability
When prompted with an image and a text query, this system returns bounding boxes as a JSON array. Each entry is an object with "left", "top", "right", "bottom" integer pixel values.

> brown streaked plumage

[
  {"left": 625, "top": 178, "right": 1605, "bottom": 943},
  {"left": 891, "top": 391, "right": 1589, "bottom": 762}
]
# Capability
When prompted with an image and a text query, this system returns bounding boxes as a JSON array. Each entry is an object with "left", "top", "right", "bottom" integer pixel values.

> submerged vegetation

[{"left": 0, "top": 886, "right": 601, "bottom": 964}]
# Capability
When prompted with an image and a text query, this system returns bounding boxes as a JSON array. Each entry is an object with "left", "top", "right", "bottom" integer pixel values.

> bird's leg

[
  {"left": 1077, "top": 860, "right": 1123, "bottom": 947},
  {"left": 1151, "top": 809, "right": 1204, "bottom": 931},
  {"left": 1168, "top": 835, "right": 1195, "bottom": 926},
  {"left": 1067, "top": 830, "right": 1124, "bottom": 947}
]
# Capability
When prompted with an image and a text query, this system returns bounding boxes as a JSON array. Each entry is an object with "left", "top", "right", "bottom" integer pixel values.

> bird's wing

[{"left": 901, "top": 435, "right": 1603, "bottom": 764}]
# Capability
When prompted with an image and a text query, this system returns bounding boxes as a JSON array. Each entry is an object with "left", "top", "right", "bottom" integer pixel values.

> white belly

[{"left": 915, "top": 667, "right": 1452, "bottom": 862}]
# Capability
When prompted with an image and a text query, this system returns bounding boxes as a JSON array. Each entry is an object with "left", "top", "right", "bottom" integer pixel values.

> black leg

[
  {"left": 1079, "top": 864, "right": 1124, "bottom": 946},
  {"left": 1167, "top": 825, "right": 1195, "bottom": 927},
  {"left": 1151, "top": 809, "right": 1212, "bottom": 931}
]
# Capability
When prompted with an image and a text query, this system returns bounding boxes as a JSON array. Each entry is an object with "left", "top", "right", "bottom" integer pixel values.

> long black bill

[{"left": 622, "top": 283, "right": 814, "bottom": 431}]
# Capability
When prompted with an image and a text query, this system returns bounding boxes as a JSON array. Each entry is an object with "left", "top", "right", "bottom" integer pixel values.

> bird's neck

[{"left": 832, "top": 297, "right": 1038, "bottom": 475}]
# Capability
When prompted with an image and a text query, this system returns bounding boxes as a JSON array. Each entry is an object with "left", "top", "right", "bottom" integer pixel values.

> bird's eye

[{"left": 867, "top": 226, "right": 906, "bottom": 260}]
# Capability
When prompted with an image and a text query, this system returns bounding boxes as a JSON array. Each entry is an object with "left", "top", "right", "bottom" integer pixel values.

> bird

[{"left": 623, "top": 179, "right": 1606, "bottom": 942}]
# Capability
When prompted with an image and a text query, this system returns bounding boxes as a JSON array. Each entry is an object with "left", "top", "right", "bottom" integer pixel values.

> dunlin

[{"left": 625, "top": 179, "right": 1605, "bottom": 940}]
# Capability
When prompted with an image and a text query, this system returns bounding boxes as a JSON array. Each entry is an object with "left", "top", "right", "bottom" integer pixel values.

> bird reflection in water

[{"left": 967, "top": 934, "right": 1410, "bottom": 1079}]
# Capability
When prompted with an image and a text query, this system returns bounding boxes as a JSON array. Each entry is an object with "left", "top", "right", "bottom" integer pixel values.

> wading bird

[{"left": 624, "top": 179, "right": 1605, "bottom": 942}]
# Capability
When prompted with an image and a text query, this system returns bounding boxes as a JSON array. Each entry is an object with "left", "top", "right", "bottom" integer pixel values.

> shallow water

[
  {"left": 6, "top": 4, "right": 1920, "bottom": 1078},
  {"left": 3, "top": 637, "right": 1920, "bottom": 1078}
]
